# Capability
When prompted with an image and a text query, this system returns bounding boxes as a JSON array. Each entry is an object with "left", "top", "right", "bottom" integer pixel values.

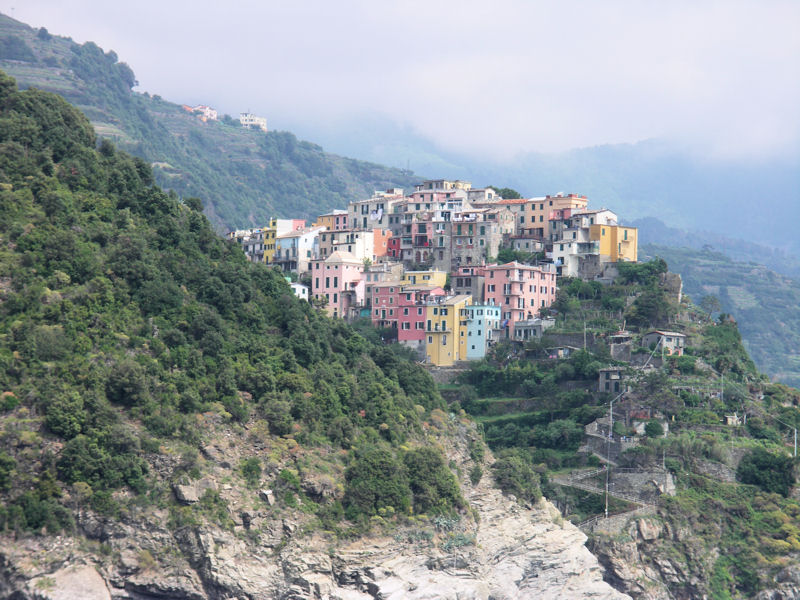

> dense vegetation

[
  {"left": 0, "top": 71, "right": 461, "bottom": 534},
  {"left": 0, "top": 14, "right": 420, "bottom": 231}
]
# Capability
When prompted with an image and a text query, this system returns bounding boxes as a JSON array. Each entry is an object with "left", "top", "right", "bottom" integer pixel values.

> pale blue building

[{"left": 460, "top": 304, "right": 502, "bottom": 360}]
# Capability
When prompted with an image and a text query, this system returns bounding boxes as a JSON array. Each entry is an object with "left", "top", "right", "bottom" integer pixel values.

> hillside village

[{"left": 228, "top": 180, "right": 639, "bottom": 367}]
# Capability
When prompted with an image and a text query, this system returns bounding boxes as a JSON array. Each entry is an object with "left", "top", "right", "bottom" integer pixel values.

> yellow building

[
  {"left": 425, "top": 295, "right": 471, "bottom": 366},
  {"left": 402, "top": 269, "right": 448, "bottom": 288},
  {"left": 589, "top": 224, "right": 638, "bottom": 262},
  {"left": 263, "top": 218, "right": 277, "bottom": 264}
]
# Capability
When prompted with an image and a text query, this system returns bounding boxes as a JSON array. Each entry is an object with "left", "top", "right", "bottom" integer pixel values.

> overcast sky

[{"left": 3, "top": 1, "right": 799, "bottom": 161}]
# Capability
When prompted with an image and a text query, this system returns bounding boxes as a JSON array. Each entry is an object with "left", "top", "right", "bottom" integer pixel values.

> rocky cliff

[{"left": 0, "top": 423, "right": 628, "bottom": 600}]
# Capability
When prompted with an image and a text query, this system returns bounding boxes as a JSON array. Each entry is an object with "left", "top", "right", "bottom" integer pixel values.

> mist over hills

[{"left": 297, "top": 115, "right": 800, "bottom": 259}]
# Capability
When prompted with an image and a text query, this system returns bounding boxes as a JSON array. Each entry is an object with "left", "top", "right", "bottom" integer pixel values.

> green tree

[
  {"left": 644, "top": 420, "right": 664, "bottom": 438},
  {"left": 404, "top": 447, "right": 464, "bottom": 513},
  {"left": 737, "top": 448, "right": 795, "bottom": 496},
  {"left": 240, "top": 457, "right": 261, "bottom": 488},
  {"left": 488, "top": 186, "right": 522, "bottom": 199},
  {"left": 343, "top": 444, "right": 410, "bottom": 519},
  {"left": 491, "top": 449, "right": 541, "bottom": 503}
]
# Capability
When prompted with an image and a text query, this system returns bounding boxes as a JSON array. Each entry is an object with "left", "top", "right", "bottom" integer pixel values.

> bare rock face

[
  {"left": 755, "top": 565, "right": 800, "bottom": 599},
  {"left": 30, "top": 565, "right": 110, "bottom": 600},
  {"left": 0, "top": 427, "right": 630, "bottom": 600}
]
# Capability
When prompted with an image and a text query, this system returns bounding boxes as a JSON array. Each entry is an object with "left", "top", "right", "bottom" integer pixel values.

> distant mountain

[
  {"left": 0, "top": 14, "right": 420, "bottom": 231},
  {"left": 634, "top": 217, "right": 800, "bottom": 280},
  {"left": 642, "top": 244, "right": 800, "bottom": 388}
]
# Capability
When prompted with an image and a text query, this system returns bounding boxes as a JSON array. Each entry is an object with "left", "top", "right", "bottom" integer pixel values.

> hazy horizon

[{"left": 2, "top": 1, "right": 798, "bottom": 164}]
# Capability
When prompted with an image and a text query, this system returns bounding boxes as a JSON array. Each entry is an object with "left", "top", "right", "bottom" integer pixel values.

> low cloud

[{"left": 4, "top": 0, "right": 799, "bottom": 160}]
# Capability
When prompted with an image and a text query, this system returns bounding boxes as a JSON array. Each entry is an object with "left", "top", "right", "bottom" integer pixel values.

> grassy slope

[{"left": 0, "top": 13, "right": 420, "bottom": 231}]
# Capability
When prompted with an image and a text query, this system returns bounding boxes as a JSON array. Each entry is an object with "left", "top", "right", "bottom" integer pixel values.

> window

[
  {"left": 333, "top": 276, "right": 338, "bottom": 287},
  {"left": 325, "top": 277, "right": 330, "bottom": 287},
  {"left": 401, "top": 322, "right": 410, "bottom": 330},
  {"left": 418, "top": 308, "right": 423, "bottom": 315},
  {"left": 315, "top": 278, "right": 319, "bottom": 288},
  {"left": 333, "top": 293, "right": 338, "bottom": 303},
  {"left": 442, "top": 335, "right": 447, "bottom": 345},
  {"left": 403, "top": 308, "right": 409, "bottom": 315},
  {"left": 428, "top": 336, "right": 433, "bottom": 344}
]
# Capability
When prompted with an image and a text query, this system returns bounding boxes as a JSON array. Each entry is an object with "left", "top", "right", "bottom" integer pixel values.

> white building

[
  {"left": 274, "top": 226, "right": 325, "bottom": 273},
  {"left": 348, "top": 189, "right": 405, "bottom": 230},
  {"left": 192, "top": 105, "right": 218, "bottom": 121},
  {"left": 290, "top": 282, "right": 309, "bottom": 302},
  {"left": 239, "top": 113, "right": 268, "bottom": 132}
]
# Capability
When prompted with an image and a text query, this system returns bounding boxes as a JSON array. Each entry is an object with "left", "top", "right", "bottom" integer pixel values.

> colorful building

[
  {"left": 589, "top": 224, "right": 638, "bottom": 263},
  {"left": 460, "top": 303, "right": 502, "bottom": 360},
  {"left": 313, "top": 209, "right": 349, "bottom": 232},
  {"left": 401, "top": 269, "right": 448, "bottom": 288},
  {"left": 317, "top": 228, "right": 392, "bottom": 262},
  {"left": 310, "top": 251, "right": 365, "bottom": 319},
  {"left": 425, "top": 295, "right": 471, "bottom": 366},
  {"left": 274, "top": 226, "right": 325, "bottom": 273},
  {"left": 522, "top": 193, "right": 589, "bottom": 239},
  {"left": 483, "top": 262, "right": 557, "bottom": 337}
]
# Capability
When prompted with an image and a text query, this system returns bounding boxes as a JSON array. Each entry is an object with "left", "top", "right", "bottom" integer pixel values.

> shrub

[
  {"left": 645, "top": 420, "right": 664, "bottom": 438},
  {"left": 491, "top": 449, "right": 541, "bottom": 504},
  {"left": 343, "top": 444, "right": 410, "bottom": 520},
  {"left": 737, "top": 448, "right": 795, "bottom": 497},
  {"left": 240, "top": 457, "right": 261, "bottom": 488},
  {"left": 403, "top": 447, "right": 464, "bottom": 513}
]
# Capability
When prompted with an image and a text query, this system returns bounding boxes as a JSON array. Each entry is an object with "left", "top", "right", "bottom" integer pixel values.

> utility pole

[{"left": 583, "top": 319, "right": 587, "bottom": 350}]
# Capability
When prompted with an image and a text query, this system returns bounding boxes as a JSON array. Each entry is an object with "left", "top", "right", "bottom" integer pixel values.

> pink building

[
  {"left": 483, "top": 262, "right": 557, "bottom": 337},
  {"left": 310, "top": 251, "right": 365, "bottom": 319},
  {"left": 371, "top": 283, "right": 445, "bottom": 347}
]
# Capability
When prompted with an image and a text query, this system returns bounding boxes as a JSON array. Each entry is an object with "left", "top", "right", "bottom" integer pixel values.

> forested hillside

[
  {"left": 0, "top": 70, "right": 465, "bottom": 539},
  {"left": 0, "top": 13, "right": 420, "bottom": 231}
]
